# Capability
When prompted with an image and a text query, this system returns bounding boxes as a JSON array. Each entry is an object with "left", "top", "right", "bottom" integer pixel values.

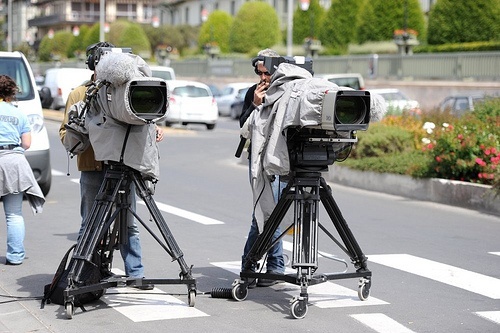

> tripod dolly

[
  {"left": 63, "top": 163, "right": 196, "bottom": 318},
  {"left": 232, "top": 169, "right": 372, "bottom": 319}
]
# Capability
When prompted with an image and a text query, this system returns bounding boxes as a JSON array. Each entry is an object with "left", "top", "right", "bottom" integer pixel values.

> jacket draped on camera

[
  {"left": 241, "top": 63, "right": 387, "bottom": 231},
  {"left": 241, "top": 63, "right": 337, "bottom": 231}
]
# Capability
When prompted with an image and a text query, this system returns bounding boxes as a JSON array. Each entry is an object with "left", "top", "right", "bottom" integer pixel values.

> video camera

[
  {"left": 92, "top": 47, "right": 168, "bottom": 124},
  {"left": 237, "top": 55, "right": 385, "bottom": 173}
]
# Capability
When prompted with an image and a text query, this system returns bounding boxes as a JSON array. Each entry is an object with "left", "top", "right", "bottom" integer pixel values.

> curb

[
  {"left": 329, "top": 165, "right": 500, "bottom": 216},
  {"left": 237, "top": 152, "right": 499, "bottom": 216}
]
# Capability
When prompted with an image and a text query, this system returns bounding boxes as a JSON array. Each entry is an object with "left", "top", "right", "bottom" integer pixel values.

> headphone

[
  {"left": 251, "top": 56, "right": 265, "bottom": 68},
  {"left": 85, "top": 42, "right": 115, "bottom": 70}
]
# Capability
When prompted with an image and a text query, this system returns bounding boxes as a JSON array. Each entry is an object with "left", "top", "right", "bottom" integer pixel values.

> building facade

[{"left": 1, "top": 0, "right": 435, "bottom": 50}]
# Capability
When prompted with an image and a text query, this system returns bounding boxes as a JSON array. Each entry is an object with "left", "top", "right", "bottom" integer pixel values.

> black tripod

[
  {"left": 232, "top": 168, "right": 371, "bottom": 319},
  {"left": 63, "top": 162, "right": 196, "bottom": 318}
]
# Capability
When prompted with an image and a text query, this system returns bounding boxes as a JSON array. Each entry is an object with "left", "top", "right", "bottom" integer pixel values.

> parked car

[
  {"left": 207, "top": 84, "right": 222, "bottom": 98},
  {"left": 229, "top": 87, "right": 249, "bottom": 120},
  {"left": 216, "top": 82, "right": 253, "bottom": 116},
  {"left": 369, "top": 88, "right": 421, "bottom": 115},
  {"left": 163, "top": 80, "right": 218, "bottom": 130},
  {"left": 0, "top": 51, "right": 52, "bottom": 195},
  {"left": 317, "top": 73, "right": 365, "bottom": 90},
  {"left": 34, "top": 75, "right": 53, "bottom": 109},
  {"left": 150, "top": 66, "right": 176, "bottom": 80},
  {"left": 438, "top": 94, "right": 486, "bottom": 117},
  {"left": 43, "top": 67, "right": 93, "bottom": 110}
]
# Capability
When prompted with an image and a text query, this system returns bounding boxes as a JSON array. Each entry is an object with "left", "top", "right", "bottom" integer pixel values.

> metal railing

[
  {"left": 168, "top": 51, "right": 500, "bottom": 81},
  {"left": 30, "top": 51, "right": 499, "bottom": 82}
]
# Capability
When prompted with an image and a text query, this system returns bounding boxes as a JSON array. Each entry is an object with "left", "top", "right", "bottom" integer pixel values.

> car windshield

[
  {"left": 328, "top": 78, "right": 361, "bottom": 90},
  {"left": 380, "top": 92, "right": 407, "bottom": 101},
  {"left": 151, "top": 70, "right": 173, "bottom": 80},
  {"left": 173, "top": 85, "right": 209, "bottom": 97},
  {"left": 0, "top": 57, "right": 34, "bottom": 101}
]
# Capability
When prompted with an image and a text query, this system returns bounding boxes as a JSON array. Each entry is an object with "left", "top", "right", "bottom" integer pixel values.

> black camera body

[{"left": 251, "top": 55, "right": 314, "bottom": 76}]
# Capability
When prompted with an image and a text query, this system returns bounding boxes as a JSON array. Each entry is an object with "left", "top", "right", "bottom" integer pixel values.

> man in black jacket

[{"left": 239, "top": 49, "right": 285, "bottom": 287}]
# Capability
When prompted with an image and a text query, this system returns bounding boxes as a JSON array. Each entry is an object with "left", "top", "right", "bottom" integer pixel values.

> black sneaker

[
  {"left": 246, "top": 278, "right": 258, "bottom": 289},
  {"left": 133, "top": 284, "right": 154, "bottom": 290},
  {"left": 257, "top": 271, "right": 284, "bottom": 287}
]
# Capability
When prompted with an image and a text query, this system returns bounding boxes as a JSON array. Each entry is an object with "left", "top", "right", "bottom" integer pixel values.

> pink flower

[
  {"left": 475, "top": 158, "right": 486, "bottom": 167},
  {"left": 457, "top": 134, "right": 464, "bottom": 140},
  {"left": 435, "top": 156, "right": 442, "bottom": 162},
  {"left": 485, "top": 148, "right": 491, "bottom": 155}
]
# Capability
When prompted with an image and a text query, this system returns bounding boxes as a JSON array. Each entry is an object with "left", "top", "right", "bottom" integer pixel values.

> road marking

[
  {"left": 475, "top": 311, "right": 500, "bottom": 325},
  {"left": 489, "top": 252, "right": 500, "bottom": 256},
  {"left": 211, "top": 261, "right": 387, "bottom": 308},
  {"left": 101, "top": 269, "right": 209, "bottom": 322},
  {"left": 368, "top": 254, "right": 500, "bottom": 299},
  {"left": 351, "top": 313, "right": 416, "bottom": 333},
  {"left": 51, "top": 169, "right": 66, "bottom": 176},
  {"left": 56, "top": 170, "right": 223, "bottom": 225},
  {"left": 138, "top": 201, "right": 225, "bottom": 225}
]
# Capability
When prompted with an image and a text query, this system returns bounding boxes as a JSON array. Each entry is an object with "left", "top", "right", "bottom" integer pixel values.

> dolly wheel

[
  {"left": 188, "top": 290, "right": 196, "bottom": 307},
  {"left": 358, "top": 278, "right": 371, "bottom": 301},
  {"left": 65, "top": 302, "right": 74, "bottom": 319},
  {"left": 290, "top": 299, "right": 308, "bottom": 319},
  {"left": 231, "top": 283, "right": 248, "bottom": 301}
]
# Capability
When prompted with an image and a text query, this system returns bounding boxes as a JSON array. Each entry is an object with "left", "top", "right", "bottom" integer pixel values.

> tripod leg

[
  {"left": 243, "top": 183, "right": 294, "bottom": 271},
  {"left": 319, "top": 177, "right": 368, "bottom": 271},
  {"left": 131, "top": 172, "right": 193, "bottom": 279},
  {"left": 70, "top": 172, "right": 126, "bottom": 283}
]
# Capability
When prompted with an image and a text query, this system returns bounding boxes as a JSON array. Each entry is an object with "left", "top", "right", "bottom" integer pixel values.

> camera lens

[
  {"left": 129, "top": 81, "right": 167, "bottom": 118},
  {"left": 334, "top": 95, "right": 367, "bottom": 124}
]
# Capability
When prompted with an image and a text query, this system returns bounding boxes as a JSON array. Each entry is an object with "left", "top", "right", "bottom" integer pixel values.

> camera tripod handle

[{"left": 235, "top": 136, "right": 247, "bottom": 158}]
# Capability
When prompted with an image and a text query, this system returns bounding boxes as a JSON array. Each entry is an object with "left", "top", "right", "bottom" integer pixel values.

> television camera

[
  {"left": 59, "top": 47, "right": 196, "bottom": 319},
  {"left": 230, "top": 56, "right": 384, "bottom": 319}
]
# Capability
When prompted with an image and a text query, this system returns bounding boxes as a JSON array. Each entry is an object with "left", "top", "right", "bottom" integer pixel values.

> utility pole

[{"left": 7, "top": 0, "right": 12, "bottom": 51}]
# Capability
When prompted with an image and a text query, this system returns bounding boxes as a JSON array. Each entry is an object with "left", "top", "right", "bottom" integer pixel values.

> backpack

[{"left": 41, "top": 244, "right": 106, "bottom": 309}]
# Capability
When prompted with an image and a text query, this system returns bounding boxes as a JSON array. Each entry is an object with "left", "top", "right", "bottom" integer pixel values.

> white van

[
  {"left": 150, "top": 66, "right": 176, "bottom": 80},
  {"left": 317, "top": 73, "right": 365, "bottom": 90},
  {"left": 44, "top": 67, "right": 93, "bottom": 109},
  {"left": 0, "top": 51, "right": 52, "bottom": 195}
]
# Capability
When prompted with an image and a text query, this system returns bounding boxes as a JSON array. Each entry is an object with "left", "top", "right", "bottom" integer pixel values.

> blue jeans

[
  {"left": 80, "top": 170, "right": 144, "bottom": 278},
  {"left": 242, "top": 168, "right": 286, "bottom": 274},
  {"left": 2, "top": 192, "right": 25, "bottom": 264}
]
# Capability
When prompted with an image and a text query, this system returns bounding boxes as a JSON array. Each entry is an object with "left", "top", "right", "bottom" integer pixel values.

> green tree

[
  {"left": 177, "top": 24, "right": 200, "bottom": 56},
  {"left": 67, "top": 25, "right": 90, "bottom": 59},
  {"left": 229, "top": 2, "right": 281, "bottom": 53},
  {"left": 319, "top": 0, "right": 365, "bottom": 52},
  {"left": 143, "top": 24, "right": 184, "bottom": 56},
  {"left": 117, "top": 22, "right": 151, "bottom": 58},
  {"left": 427, "top": 0, "right": 500, "bottom": 45},
  {"left": 38, "top": 30, "right": 73, "bottom": 61},
  {"left": 107, "top": 20, "right": 131, "bottom": 46},
  {"left": 198, "top": 10, "right": 233, "bottom": 53},
  {"left": 292, "top": 0, "right": 326, "bottom": 44},
  {"left": 82, "top": 23, "right": 101, "bottom": 49},
  {"left": 357, "top": 0, "right": 425, "bottom": 44}
]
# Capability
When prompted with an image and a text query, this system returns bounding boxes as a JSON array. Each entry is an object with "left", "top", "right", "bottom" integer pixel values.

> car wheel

[
  {"left": 206, "top": 124, "right": 215, "bottom": 130},
  {"left": 39, "top": 172, "right": 52, "bottom": 196}
]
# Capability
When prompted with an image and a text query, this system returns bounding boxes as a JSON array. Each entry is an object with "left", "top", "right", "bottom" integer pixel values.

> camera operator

[
  {"left": 239, "top": 49, "right": 285, "bottom": 287},
  {"left": 59, "top": 42, "right": 163, "bottom": 289}
]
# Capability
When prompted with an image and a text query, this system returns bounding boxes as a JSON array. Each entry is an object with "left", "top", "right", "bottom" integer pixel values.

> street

[{"left": 1, "top": 117, "right": 499, "bottom": 332}]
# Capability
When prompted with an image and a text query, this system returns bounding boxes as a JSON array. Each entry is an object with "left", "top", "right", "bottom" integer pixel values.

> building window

[{"left": 116, "top": 3, "right": 137, "bottom": 20}]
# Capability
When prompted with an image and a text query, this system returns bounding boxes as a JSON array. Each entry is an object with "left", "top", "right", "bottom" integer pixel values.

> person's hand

[
  {"left": 253, "top": 80, "right": 269, "bottom": 106},
  {"left": 155, "top": 126, "right": 164, "bottom": 142}
]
